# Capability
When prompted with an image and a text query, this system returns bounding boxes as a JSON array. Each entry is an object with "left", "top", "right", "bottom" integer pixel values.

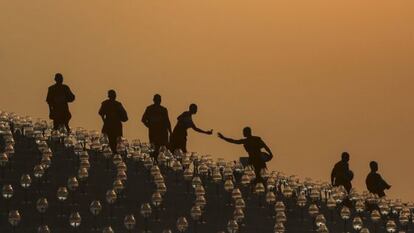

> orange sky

[{"left": 1, "top": 0, "right": 414, "bottom": 200}]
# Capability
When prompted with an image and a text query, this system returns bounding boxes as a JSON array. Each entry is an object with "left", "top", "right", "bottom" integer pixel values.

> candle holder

[
  {"left": 151, "top": 191, "right": 163, "bottom": 222},
  {"left": 37, "top": 225, "right": 51, "bottom": 233},
  {"left": 0, "top": 153, "right": 8, "bottom": 180},
  {"left": 33, "top": 165, "right": 44, "bottom": 194},
  {"left": 69, "top": 212, "right": 82, "bottom": 233},
  {"left": 385, "top": 220, "right": 397, "bottom": 233},
  {"left": 176, "top": 217, "right": 189, "bottom": 233},
  {"left": 141, "top": 203, "right": 152, "bottom": 233},
  {"left": 371, "top": 210, "right": 381, "bottom": 233},
  {"left": 8, "top": 210, "right": 21, "bottom": 233},
  {"left": 274, "top": 222, "right": 285, "bottom": 233},
  {"left": 106, "top": 189, "right": 117, "bottom": 223},
  {"left": 233, "top": 207, "right": 245, "bottom": 229},
  {"left": 36, "top": 197, "right": 49, "bottom": 225},
  {"left": 190, "top": 205, "right": 202, "bottom": 233},
  {"left": 102, "top": 226, "right": 114, "bottom": 233},
  {"left": 67, "top": 177, "right": 79, "bottom": 207},
  {"left": 57, "top": 187, "right": 69, "bottom": 217},
  {"left": 90, "top": 200, "right": 102, "bottom": 231},
  {"left": 352, "top": 216, "right": 363, "bottom": 231},
  {"left": 2, "top": 184, "right": 14, "bottom": 214},
  {"left": 20, "top": 174, "right": 32, "bottom": 204},
  {"left": 227, "top": 219, "right": 239, "bottom": 233},
  {"left": 124, "top": 214, "right": 136, "bottom": 233}
]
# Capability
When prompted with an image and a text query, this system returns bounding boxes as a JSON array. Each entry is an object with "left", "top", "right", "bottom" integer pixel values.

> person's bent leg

[
  {"left": 65, "top": 122, "right": 71, "bottom": 134},
  {"left": 254, "top": 166, "right": 264, "bottom": 184}
]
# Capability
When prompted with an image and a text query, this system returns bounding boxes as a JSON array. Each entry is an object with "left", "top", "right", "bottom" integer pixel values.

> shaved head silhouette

[
  {"left": 108, "top": 90, "right": 116, "bottom": 100},
  {"left": 153, "top": 94, "right": 161, "bottom": 105},
  {"left": 54, "top": 73, "right": 63, "bottom": 84}
]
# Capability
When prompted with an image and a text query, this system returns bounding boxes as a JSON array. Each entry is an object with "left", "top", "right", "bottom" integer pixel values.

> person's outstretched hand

[
  {"left": 207, "top": 129, "right": 213, "bottom": 135},
  {"left": 217, "top": 132, "right": 224, "bottom": 138}
]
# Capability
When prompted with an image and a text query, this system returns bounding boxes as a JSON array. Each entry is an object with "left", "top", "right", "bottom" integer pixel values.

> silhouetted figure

[
  {"left": 331, "top": 152, "right": 354, "bottom": 193},
  {"left": 46, "top": 73, "right": 75, "bottom": 132},
  {"left": 366, "top": 161, "right": 391, "bottom": 197},
  {"left": 169, "top": 104, "right": 213, "bottom": 153},
  {"left": 218, "top": 127, "right": 273, "bottom": 182},
  {"left": 141, "top": 94, "right": 172, "bottom": 157},
  {"left": 99, "top": 90, "right": 128, "bottom": 154}
]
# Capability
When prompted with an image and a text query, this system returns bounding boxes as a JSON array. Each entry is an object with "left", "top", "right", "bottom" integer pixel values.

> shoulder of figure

[
  {"left": 253, "top": 136, "right": 263, "bottom": 141},
  {"left": 177, "top": 111, "right": 187, "bottom": 120}
]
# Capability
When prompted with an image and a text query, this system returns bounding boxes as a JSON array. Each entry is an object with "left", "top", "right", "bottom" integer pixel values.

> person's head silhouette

[
  {"left": 189, "top": 104, "right": 198, "bottom": 114},
  {"left": 55, "top": 73, "right": 63, "bottom": 84},
  {"left": 370, "top": 161, "right": 378, "bottom": 172},
  {"left": 153, "top": 94, "right": 161, "bottom": 105},
  {"left": 108, "top": 90, "right": 117, "bottom": 100},
  {"left": 341, "top": 152, "right": 350, "bottom": 162},
  {"left": 243, "top": 127, "right": 252, "bottom": 137}
]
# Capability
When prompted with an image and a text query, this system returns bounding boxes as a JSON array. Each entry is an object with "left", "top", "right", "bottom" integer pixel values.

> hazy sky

[{"left": 1, "top": 1, "right": 414, "bottom": 200}]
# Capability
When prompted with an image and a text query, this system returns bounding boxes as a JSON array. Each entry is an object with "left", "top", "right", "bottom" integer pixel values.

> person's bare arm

[
  {"left": 193, "top": 125, "right": 213, "bottom": 135},
  {"left": 217, "top": 132, "right": 244, "bottom": 144},
  {"left": 262, "top": 142, "right": 273, "bottom": 156},
  {"left": 66, "top": 86, "right": 75, "bottom": 102},
  {"left": 379, "top": 175, "right": 391, "bottom": 189}
]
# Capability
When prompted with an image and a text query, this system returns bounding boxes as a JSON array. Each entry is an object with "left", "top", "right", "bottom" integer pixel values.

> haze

[{"left": 1, "top": 1, "right": 413, "bottom": 200}]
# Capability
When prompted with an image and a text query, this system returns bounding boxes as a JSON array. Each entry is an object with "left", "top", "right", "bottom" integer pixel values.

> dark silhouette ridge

[
  {"left": 331, "top": 152, "right": 354, "bottom": 193},
  {"left": 141, "top": 94, "right": 172, "bottom": 158},
  {"left": 217, "top": 127, "right": 273, "bottom": 182},
  {"left": 46, "top": 73, "right": 75, "bottom": 132},
  {"left": 99, "top": 90, "right": 128, "bottom": 153},
  {"left": 169, "top": 104, "right": 213, "bottom": 153},
  {"left": 366, "top": 161, "right": 391, "bottom": 197}
]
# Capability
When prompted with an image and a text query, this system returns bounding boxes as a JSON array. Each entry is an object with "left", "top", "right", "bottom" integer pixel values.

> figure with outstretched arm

[
  {"left": 217, "top": 127, "right": 273, "bottom": 182},
  {"left": 169, "top": 104, "right": 213, "bottom": 153},
  {"left": 141, "top": 94, "right": 172, "bottom": 158},
  {"left": 99, "top": 90, "right": 128, "bottom": 154}
]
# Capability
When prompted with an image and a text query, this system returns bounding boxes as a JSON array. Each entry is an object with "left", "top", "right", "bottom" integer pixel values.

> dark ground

[{"left": 0, "top": 133, "right": 408, "bottom": 233}]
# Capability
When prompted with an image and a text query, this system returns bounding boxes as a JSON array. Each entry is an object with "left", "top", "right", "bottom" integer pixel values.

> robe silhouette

[
  {"left": 366, "top": 172, "right": 391, "bottom": 197},
  {"left": 169, "top": 111, "right": 194, "bottom": 153},
  {"left": 217, "top": 127, "right": 273, "bottom": 182},
  {"left": 331, "top": 160, "right": 353, "bottom": 193},
  {"left": 242, "top": 136, "right": 270, "bottom": 180},
  {"left": 99, "top": 99, "right": 128, "bottom": 153},
  {"left": 46, "top": 83, "right": 75, "bottom": 130},
  {"left": 141, "top": 104, "right": 171, "bottom": 148}
]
